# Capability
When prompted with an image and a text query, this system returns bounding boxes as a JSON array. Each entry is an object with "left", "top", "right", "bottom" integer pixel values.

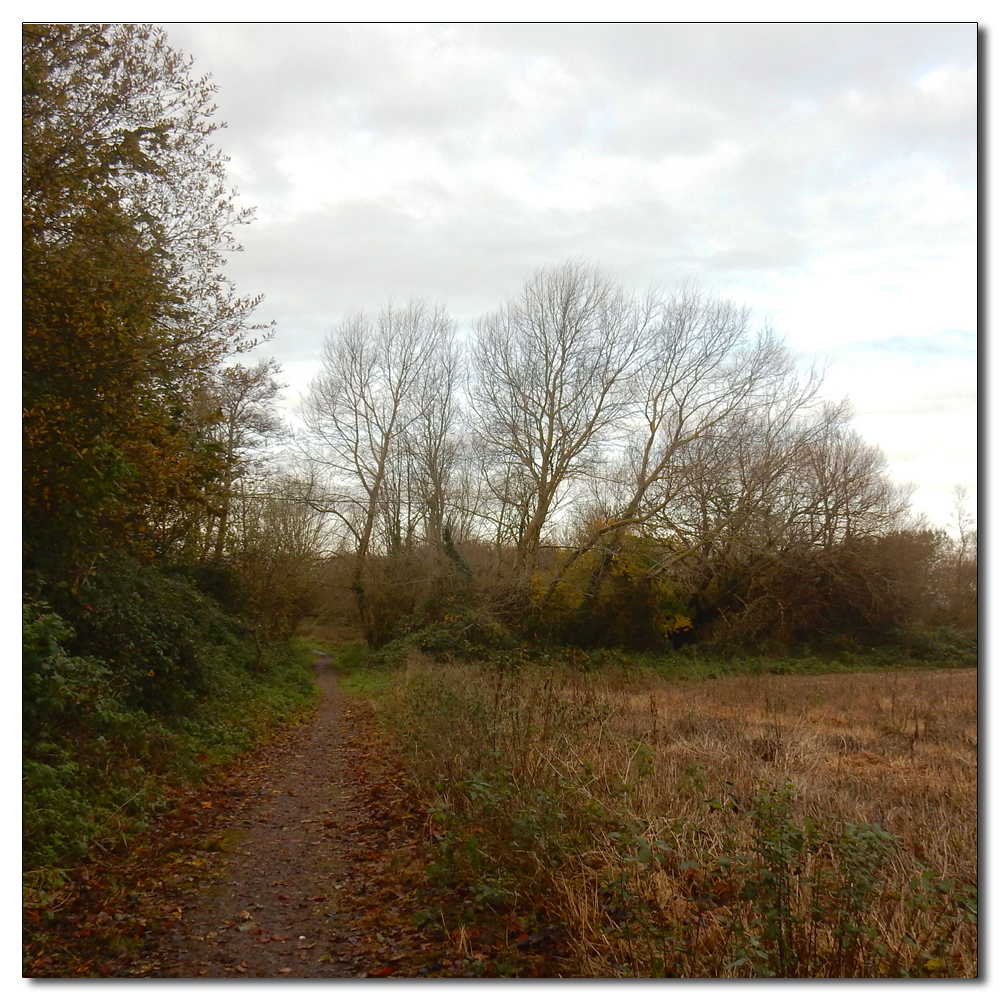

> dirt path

[
  {"left": 26, "top": 658, "right": 558, "bottom": 979},
  {"left": 135, "top": 655, "right": 362, "bottom": 977}
]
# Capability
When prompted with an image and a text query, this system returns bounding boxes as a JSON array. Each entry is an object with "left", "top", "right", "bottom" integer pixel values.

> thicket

[
  {"left": 23, "top": 24, "right": 322, "bottom": 874},
  {"left": 299, "top": 268, "right": 976, "bottom": 663},
  {"left": 23, "top": 600, "right": 318, "bottom": 871}
]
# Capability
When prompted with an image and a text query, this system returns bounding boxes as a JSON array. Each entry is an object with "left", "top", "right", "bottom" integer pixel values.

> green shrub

[
  {"left": 64, "top": 560, "right": 248, "bottom": 714},
  {"left": 22, "top": 602, "right": 115, "bottom": 744},
  {"left": 23, "top": 589, "right": 319, "bottom": 872},
  {"left": 334, "top": 641, "right": 372, "bottom": 672}
]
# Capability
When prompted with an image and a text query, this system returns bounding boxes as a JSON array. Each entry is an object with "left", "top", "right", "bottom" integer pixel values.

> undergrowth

[
  {"left": 365, "top": 655, "right": 977, "bottom": 978},
  {"left": 23, "top": 601, "right": 319, "bottom": 880}
]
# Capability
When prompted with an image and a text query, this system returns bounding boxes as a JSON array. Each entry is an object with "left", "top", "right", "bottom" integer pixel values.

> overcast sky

[{"left": 162, "top": 22, "right": 977, "bottom": 529}]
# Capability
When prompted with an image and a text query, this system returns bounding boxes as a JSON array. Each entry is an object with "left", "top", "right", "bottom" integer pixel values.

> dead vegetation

[{"left": 381, "top": 658, "right": 977, "bottom": 977}]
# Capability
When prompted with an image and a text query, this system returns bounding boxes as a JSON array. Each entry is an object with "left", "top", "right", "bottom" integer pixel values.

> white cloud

[{"left": 160, "top": 21, "right": 976, "bottom": 527}]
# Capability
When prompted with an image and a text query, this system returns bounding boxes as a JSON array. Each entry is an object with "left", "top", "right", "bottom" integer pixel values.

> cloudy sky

[{"left": 162, "top": 22, "right": 977, "bottom": 529}]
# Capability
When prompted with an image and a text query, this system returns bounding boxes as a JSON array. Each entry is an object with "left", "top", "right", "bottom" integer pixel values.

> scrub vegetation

[
  {"left": 351, "top": 653, "right": 977, "bottom": 977},
  {"left": 23, "top": 23, "right": 975, "bottom": 978}
]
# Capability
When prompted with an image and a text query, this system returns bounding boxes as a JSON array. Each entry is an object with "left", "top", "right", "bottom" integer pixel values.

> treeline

[
  {"left": 297, "top": 267, "right": 976, "bottom": 661},
  {"left": 23, "top": 24, "right": 321, "bottom": 868},
  {"left": 22, "top": 22, "right": 976, "bottom": 866}
]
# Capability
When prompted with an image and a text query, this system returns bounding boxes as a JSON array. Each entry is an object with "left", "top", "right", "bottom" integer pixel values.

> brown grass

[
  {"left": 601, "top": 669, "right": 977, "bottom": 883},
  {"left": 382, "top": 658, "right": 978, "bottom": 978}
]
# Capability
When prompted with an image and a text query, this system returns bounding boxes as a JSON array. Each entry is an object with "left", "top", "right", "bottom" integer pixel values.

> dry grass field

[
  {"left": 381, "top": 658, "right": 978, "bottom": 977},
  {"left": 605, "top": 669, "right": 977, "bottom": 882}
]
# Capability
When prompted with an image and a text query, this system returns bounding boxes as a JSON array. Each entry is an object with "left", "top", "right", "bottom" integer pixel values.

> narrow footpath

[
  {"left": 27, "top": 656, "right": 435, "bottom": 979},
  {"left": 146, "top": 654, "right": 367, "bottom": 977},
  {"left": 26, "top": 657, "right": 570, "bottom": 979}
]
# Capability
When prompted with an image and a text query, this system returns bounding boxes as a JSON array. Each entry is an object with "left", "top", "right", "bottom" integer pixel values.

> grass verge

[{"left": 23, "top": 635, "right": 320, "bottom": 914}]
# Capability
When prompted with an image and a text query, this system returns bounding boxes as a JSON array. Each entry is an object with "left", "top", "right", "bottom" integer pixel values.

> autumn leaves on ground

[
  {"left": 22, "top": 649, "right": 575, "bottom": 979},
  {"left": 25, "top": 647, "right": 977, "bottom": 979},
  {"left": 23, "top": 25, "right": 977, "bottom": 980}
]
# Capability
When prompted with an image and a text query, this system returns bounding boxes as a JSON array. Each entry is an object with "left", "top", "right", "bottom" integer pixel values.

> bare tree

[
  {"left": 642, "top": 401, "right": 915, "bottom": 647},
  {"left": 405, "top": 328, "right": 463, "bottom": 555},
  {"left": 301, "top": 300, "right": 456, "bottom": 644},
  {"left": 790, "top": 403, "right": 912, "bottom": 549},
  {"left": 228, "top": 474, "right": 328, "bottom": 669},
  {"left": 469, "top": 261, "right": 653, "bottom": 576},
  {"left": 296, "top": 264, "right": 926, "bottom": 654},
  {"left": 937, "top": 484, "right": 977, "bottom": 626},
  {"left": 201, "top": 357, "right": 284, "bottom": 560},
  {"left": 538, "top": 287, "right": 823, "bottom": 603}
]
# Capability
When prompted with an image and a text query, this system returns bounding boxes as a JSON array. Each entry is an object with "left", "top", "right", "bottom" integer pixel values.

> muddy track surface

[
  {"left": 29, "top": 656, "right": 438, "bottom": 979},
  {"left": 145, "top": 655, "right": 367, "bottom": 977}
]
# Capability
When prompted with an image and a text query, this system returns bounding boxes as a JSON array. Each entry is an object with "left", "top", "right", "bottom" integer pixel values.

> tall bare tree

[
  {"left": 643, "top": 401, "right": 914, "bottom": 646},
  {"left": 937, "top": 484, "right": 977, "bottom": 626},
  {"left": 228, "top": 474, "right": 328, "bottom": 669},
  {"left": 404, "top": 327, "right": 463, "bottom": 556},
  {"left": 301, "top": 301, "right": 456, "bottom": 644},
  {"left": 790, "top": 403, "right": 911, "bottom": 549},
  {"left": 538, "top": 287, "right": 823, "bottom": 603},
  {"left": 201, "top": 358, "right": 284, "bottom": 560},
  {"left": 469, "top": 261, "right": 653, "bottom": 576}
]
